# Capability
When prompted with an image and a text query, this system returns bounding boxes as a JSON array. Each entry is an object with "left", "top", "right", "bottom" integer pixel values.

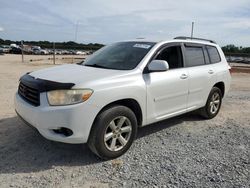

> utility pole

[
  {"left": 53, "top": 42, "right": 55, "bottom": 64},
  {"left": 74, "top": 21, "right": 79, "bottom": 42},
  {"left": 73, "top": 21, "right": 79, "bottom": 64},
  {"left": 191, "top": 22, "right": 194, "bottom": 39},
  {"left": 21, "top": 40, "right": 24, "bottom": 63}
]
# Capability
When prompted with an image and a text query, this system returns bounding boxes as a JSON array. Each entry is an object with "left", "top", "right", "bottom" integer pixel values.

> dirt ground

[{"left": 0, "top": 54, "right": 249, "bottom": 187}]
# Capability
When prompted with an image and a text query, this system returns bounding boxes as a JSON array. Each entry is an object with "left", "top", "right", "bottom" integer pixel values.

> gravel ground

[{"left": 0, "top": 55, "right": 249, "bottom": 188}]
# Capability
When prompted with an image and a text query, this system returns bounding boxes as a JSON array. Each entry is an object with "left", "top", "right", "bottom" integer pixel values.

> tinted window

[
  {"left": 206, "top": 46, "right": 221, "bottom": 63},
  {"left": 83, "top": 42, "right": 155, "bottom": 70},
  {"left": 185, "top": 46, "right": 205, "bottom": 67},
  {"left": 155, "top": 46, "right": 183, "bottom": 69}
]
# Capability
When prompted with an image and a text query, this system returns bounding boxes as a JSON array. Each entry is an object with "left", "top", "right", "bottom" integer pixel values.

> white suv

[{"left": 15, "top": 37, "right": 231, "bottom": 159}]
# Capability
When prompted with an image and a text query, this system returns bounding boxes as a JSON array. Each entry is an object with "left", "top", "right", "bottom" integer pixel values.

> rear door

[
  {"left": 184, "top": 43, "right": 217, "bottom": 110},
  {"left": 145, "top": 43, "right": 189, "bottom": 123}
]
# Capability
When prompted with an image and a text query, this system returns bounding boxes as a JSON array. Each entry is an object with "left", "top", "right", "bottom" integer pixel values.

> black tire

[
  {"left": 88, "top": 105, "right": 138, "bottom": 160},
  {"left": 200, "top": 87, "right": 222, "bottom": 119}
]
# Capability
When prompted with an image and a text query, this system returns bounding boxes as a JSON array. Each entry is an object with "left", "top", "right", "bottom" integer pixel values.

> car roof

[
  {"left": 161, "top": 39, "right": 218, "bottom": 46},
  {"left": 121, "top": 38, "right": 218, "bottom": 47}
]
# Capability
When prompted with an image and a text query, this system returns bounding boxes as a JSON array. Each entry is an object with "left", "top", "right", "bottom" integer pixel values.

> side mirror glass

[{"left": 147, "top": 60, "right": 169, "bottom": 73}]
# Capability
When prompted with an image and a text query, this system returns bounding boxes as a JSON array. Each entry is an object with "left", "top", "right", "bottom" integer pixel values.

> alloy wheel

[
  {"left": 104, "top": 116, "right": 132, "bottom": 151},
  {"left": 209, "top": 92, "right": 220, "bottom": 114}
]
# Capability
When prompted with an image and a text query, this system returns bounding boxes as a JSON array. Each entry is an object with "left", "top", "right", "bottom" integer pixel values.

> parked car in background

[
  {"left": 10, "top": 46, "right": 22, "bottom": 54},
  {"left": 0, "top": 47, "right": 4, "bottom": 55},
  {"left": 86, "top": 51, "right": 94, "bottom": 55},
  {"left": 10, "top": 44, "right": 19, "bottom": 48},
  {"left": 33, "top": 48, "right": 48, "bottom": 55},
  {"left": 0, "top": 45, "right": 11, "bottom": 53},
  {"left": 39, "top": 49, "right": 48, "bottom": 55},
  {"left": 68, "top": 50, "right": 76, "bottom": 55},
  {"left": 15, "top": 37, "right": 231, "bottom": 159},
  {"left": 76, "top": 50, "right": 86, "bottom": 55},
  {"left": 54, "top": 50, "right": 62, "bottom": 55}
]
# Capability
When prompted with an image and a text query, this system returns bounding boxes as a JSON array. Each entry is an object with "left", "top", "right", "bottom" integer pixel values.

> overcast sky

[{"left": 0, "top": 0, "right": 250, "bottom": 46}]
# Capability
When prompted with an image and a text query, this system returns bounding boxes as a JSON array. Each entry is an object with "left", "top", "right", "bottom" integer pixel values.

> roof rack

[{"left": 174, "top": 36, "right": 216, "bottom": 44}]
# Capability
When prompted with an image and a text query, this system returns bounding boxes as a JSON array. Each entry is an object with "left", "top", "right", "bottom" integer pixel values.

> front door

[{"left": 144, "top": 44, "right": 189, "bottom": 124}]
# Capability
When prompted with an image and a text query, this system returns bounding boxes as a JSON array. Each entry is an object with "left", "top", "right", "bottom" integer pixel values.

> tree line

[
  {"left": 222, "top": 45, "right": 250, "bottom": 57},
  {"left": 1, "top": 38, "right": 250, "bottom": 54},
  {"left": 0, "top": 38, "right": 104, "bottom": 51}
]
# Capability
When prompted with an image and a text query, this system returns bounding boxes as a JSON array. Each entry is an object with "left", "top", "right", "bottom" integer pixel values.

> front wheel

[
  {"left": 88, "top": 105, "right": 137, "bottom": 160},
  {"left": 200, "top": 87, "right": 222, "bottom": 119}
]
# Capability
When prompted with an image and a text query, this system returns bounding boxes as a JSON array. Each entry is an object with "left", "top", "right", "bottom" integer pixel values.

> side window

[
  {"left": 155, "top": 46, "right": 183, "bottom": 69},
  {"left": 185, "top": 46, "right": 205, "bottom": 67},
  {"left": 206, "top": 46, "right": 221, "bottom": 63}
]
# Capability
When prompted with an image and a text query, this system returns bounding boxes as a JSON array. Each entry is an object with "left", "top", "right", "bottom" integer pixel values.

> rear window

[
  {"left": 206, "top": 46, "right": 221, "bottom": 63},
  {"left": 185, "top": 46, "right": 205, "bottom": 67}
]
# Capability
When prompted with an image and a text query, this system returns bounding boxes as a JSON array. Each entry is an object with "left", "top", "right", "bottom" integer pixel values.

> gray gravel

[
  {"left": 0, "top": 70, "right": 249, "bottom": 187},
  {"left": 1, "top": 109, "right": 249, "bottom": 188}
]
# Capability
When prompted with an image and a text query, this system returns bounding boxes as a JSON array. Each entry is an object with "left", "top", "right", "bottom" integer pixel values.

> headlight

[{"left": 47, "top": 89, "right": 93, "bottom": 106}]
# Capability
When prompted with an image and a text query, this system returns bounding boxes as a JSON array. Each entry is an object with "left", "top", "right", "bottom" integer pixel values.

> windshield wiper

[{"left": 84, "top": 64, "right": 110, "bottom": 69}]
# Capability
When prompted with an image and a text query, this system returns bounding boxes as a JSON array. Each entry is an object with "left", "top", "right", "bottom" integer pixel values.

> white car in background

[
  {"left": 33, "top": 49, "right": 48, "bottom": 55},
  {"left": 15, "top": 37, "right": 231, "bottom": 159},
  {"left": 76, "top": 51, "right": 86, "bottom": 55},
  {"left": 0, "top": 45, "right": 11, "bottom": 53}
]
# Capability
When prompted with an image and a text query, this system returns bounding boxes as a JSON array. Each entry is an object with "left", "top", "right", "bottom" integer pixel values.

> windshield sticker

[{"left": 133, "top": 44, "right": 151, "bottom": 49}]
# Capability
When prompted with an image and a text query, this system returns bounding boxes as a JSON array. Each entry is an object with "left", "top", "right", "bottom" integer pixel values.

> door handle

[
  {"left": 180, "top": 74, "right": 188, "bottom": 79},
  {"left": 208, "top": 70, "right": 214, "bottom": 74}
]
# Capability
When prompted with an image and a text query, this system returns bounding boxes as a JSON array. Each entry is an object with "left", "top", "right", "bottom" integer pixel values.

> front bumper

[{"left": 14, "top": 92, "right": 100, "bottom": 144}]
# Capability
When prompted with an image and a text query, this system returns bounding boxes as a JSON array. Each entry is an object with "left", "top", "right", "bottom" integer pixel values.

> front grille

[{"left": 18, "top": 82, "right": 40, "bottom": 106}]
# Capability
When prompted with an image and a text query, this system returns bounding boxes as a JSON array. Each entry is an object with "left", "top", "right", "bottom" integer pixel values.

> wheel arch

[
  {"left": 94, "top": 98, "right": 143, "bottom": 127},
  {"left": 213, "top": 82, "right": 225, "bottom": 98}
]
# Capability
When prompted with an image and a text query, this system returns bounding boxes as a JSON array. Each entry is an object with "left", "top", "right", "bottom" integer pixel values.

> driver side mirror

[{"left": 147, "top": 60, "right": 169, "bottom": 73}]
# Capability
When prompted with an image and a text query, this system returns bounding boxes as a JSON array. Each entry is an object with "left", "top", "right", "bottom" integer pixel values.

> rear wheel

[
  {"left": 88, "top": 105, "right": 137, "bottom": 159},
  {"left": 200, "top": 87, "right": 222, "bottom": 119}
]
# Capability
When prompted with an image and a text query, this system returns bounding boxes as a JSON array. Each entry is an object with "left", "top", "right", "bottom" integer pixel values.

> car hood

[{"left": 29, "top": 64, "right": 133, "bottom": 87}]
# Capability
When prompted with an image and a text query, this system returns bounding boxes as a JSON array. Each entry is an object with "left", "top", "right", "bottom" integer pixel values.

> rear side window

[
  {"left": 185, "top": 46, "right": 205, "bottom": 67},
  {"left": 206, "top": 46, "right": 221, "bottom": 63}
]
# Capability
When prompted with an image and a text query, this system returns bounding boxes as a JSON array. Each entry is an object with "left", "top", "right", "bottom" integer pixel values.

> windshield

[{"left": 83, "top": 42, "right": 155, "bottom": 70}]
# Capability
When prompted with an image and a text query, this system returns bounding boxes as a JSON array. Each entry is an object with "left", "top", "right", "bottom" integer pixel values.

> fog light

[{"left": 53, "top": 127, "right": 73, "bottom": 137}]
